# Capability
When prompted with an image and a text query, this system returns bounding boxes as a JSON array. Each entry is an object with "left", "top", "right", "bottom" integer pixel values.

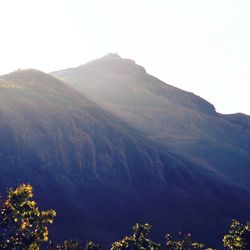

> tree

[
  {"left": 49, "top": 240, "right": 100, "bottom": 250},
  {"left": 85, "top": 241, "right": 101, "bottom": 250},
  {"left": 0, "top": 184, "right": 56, "bottom": 249},
  {"left": 111, "top": 223, "right": 161, "bottom": 250},
  {"left": 165, "top": 232, "right": 211, "bottom": 250},
  {"left": 223, "top": 220, "right": 250, "bottom": 250}
]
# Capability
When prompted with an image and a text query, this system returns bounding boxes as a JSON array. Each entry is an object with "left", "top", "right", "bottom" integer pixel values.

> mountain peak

[
  {"left": 103, "top": 53, "right": 121, "bottom": 59},
  {"left": 85, "top": 53, "right": 123, "bottom": 65},
  {"left": 79, "top": 53, "right": 146, "bottom": 76}
]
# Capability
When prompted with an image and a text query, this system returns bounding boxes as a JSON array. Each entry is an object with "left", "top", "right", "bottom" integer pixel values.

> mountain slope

[
  {"left": 52, "top": 54, "right": 250, "bottom": 189},
  {"left": 0, "top": 67, "right": 249, "bottom": 248},
  {"left": 0, "top": 69, "right": 178, "bottom": 242}
]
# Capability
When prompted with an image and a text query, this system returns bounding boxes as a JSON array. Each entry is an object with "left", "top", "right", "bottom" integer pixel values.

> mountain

[
  {"left": 53, "top": 54, "right": 250, "bottom": 190},
  {"left": 52, "top": 54, "right": 250, "bottom": 246},
  {"left": 0, "top": 69, "right": 181, "bottom": 242},
  {"left": 0, "top": 62, "right": 249, "bottom": 248}
]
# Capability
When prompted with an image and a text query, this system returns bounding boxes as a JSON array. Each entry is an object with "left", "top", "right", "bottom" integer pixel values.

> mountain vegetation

[{"left": 0, "top": 184, "right": 56, "bottom": 249}]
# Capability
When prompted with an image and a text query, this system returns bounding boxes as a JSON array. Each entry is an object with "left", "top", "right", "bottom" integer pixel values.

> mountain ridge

[{"left": 52, "top": 54, "right": 216, "bottom": 115}]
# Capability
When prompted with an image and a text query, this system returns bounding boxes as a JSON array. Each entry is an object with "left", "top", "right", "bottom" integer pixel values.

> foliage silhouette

[
  {"left": 50, "top": 240, "right": 100, "bottom": 250},
  {"left": 223, "top": 220, "right": 250, "bottom": 250},
  {"left": 0, "top": 184, "right": 56, "bottom": 249},
  {"left": 1, "top": 184, "right": 250, "bottom": 250},
  {"left": 111, "top": 223, "right": 161, "bottom": 250},
  {"left": 165, "top": 232, "right": 213, "bottom": 250}
]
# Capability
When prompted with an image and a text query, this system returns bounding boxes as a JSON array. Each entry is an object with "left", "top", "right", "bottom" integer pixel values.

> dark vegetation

[{"left": 0, "top": 184, "right": 249, "bottom": 249}]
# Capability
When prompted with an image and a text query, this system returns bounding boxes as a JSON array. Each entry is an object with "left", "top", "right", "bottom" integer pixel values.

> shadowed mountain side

[
  {"left": 0, "top": 69, "right": 173, "bottom": 183},
  {"left": 52, "top": 54, "right": 250, "bottom": 189},
  {"left": 0, "top": 68, "right": 249, "bottom": 248}
]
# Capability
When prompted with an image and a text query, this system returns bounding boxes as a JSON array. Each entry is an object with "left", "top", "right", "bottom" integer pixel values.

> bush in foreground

[
  {"left": 0, "top": 184, "right": 56, "bottom": 249},
  {"left": 223, "top": 219, "right": 250, "bottom": 249},
  {"left": 111, "top": 223, "right": 160, "bottom": 250}
]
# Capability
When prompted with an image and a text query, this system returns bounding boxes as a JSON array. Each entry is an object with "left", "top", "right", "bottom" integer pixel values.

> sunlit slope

[
  {"left": 53, "top": 54, "right": 250, "bottom": 188},
  {"left": 0, "top": 69, "right": 174, "bottom": 182}
]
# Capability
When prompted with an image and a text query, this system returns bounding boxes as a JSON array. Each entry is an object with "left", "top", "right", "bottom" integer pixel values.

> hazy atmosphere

[
  {"left": 1, "top": 0, "right": 249, "bottom": 115},
  {"left": 1, "top": 1, "right": 250, "bottom": 249}
]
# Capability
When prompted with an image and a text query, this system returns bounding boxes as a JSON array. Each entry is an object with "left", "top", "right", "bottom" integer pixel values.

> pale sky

[{"left": 0, "top": 0, "right": 249, "bottom": 115}]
